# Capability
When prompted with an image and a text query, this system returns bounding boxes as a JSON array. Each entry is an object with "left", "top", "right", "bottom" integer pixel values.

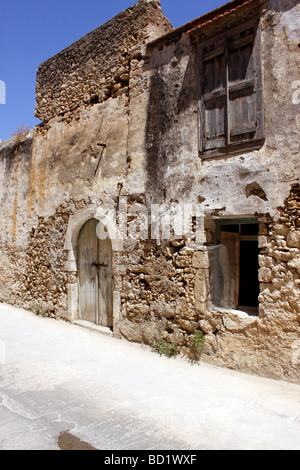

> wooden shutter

[
  {"left": 200, "top": 39, "right": 226, "bottom": 151},
  {"left": 228, "top": 23, "right": 261, "bottom": 143},
  {"left": 199, "top": 19, "right": 263, "bottom": 155}
]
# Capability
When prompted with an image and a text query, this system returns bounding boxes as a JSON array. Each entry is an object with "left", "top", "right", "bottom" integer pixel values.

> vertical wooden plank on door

[
  {"left": 78, "top": 218, "right": 98, "bottom": 324},
  {"left": 225, "top": 37, "right": 230, "bottom": 146},
  {"left": 228, "top": 25, "right": 257, "bottom": 142},
  {"left": 198, "top": 47, "right": 205, "bottom": 154},
  {"left": 202, "top": 40, "right": 226, "bottom": 151},
  {"left": 97, "top": 222, "right": 113, "bottom": 328},
  {"left": 220, "top": 231, "right": 240, "bottom": 309},
  {"left": 254, "top": 21, "right": 264, "bottom": 141}
]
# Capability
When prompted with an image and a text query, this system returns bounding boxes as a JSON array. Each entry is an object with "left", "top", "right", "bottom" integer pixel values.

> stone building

[{"left": 0, "top": 0, "right": 299, "bottom": 383}]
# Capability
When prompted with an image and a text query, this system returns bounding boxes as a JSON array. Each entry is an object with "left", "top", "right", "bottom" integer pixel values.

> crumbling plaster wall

[
  {"left": 0, "top": 0, "right": 174, "bottom": 318},
  {"left": 0, "top": 0, "right": 299, "bottom": 383},
  {"left": 131, "top": 0, "right": 299, "bottom": 382},
  {"left": 0, "top": 137, "right": 34, "bottom": 307},
  {"left": 145, "top": 0, "right": 299, "bottom": 214},
  {"left": 0, "top": 135, "right": 93, "bottom": 317}
]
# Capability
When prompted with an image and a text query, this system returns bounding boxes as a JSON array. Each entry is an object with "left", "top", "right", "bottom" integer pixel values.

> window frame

[
  {"left": 216, "top": 217, "right": 259, "bottom": 244},
  {"left": 198, "top": 17, "right": 264, "bottom": 159},
  {"left": 214, "top": 217, "right": 260, "bottom": 313}
]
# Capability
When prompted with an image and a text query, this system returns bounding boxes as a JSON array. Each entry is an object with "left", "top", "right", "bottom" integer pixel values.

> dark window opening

[
  {"left": 241, "top": 223, "right": 259, "bottom": 236},
  {"left": 239, "top": 239, "right": 259, "bottom": 313}
]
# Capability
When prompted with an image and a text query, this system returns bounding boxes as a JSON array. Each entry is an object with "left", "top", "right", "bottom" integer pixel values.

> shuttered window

[{"left": 199, "top": 19, "right": 264, "bottom": 157}]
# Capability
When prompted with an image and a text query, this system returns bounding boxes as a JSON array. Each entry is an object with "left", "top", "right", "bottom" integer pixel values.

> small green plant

[
  {"left": 184, "top": 330, "right": 206, "bottom": 362},
  {"left": 34, "top": 306, "right": 48, "bottom": 317},
  {"left": 152, "top": 339, "right": 178, "bottom": 358},
  {"left": 189, "top": 330, "right": 205, "bottom": 353}
]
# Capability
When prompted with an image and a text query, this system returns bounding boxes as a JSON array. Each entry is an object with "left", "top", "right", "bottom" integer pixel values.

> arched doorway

[{"left": 77, "top": 218, "right": 113, "bottom": 328}]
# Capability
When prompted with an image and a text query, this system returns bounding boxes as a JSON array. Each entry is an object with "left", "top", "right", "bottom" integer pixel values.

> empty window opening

[{"left": 239, "top": 239, "right": 259, "bottom": 311}]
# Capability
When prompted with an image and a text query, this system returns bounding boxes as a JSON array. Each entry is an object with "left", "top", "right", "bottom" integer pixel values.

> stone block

[
  {"left": 259, "top": 267, "right": 273, "bottom": 283},
  {"left": 288, "top": 257, "right": 300, "bottom": 273},
  {"left": 274, "top": 223, "right": 289, "bottom": 237},
  {"left": 194, "top": 270, "right": 208, "bottom": 302},
  {"left": 273, "top": 249, "right": 293, "bottom": 262},
  {"left": 258, "top": 254, "right": 273, "bottom": 268},
  {"left": 179, "top": 246, "right": 194, "bottom": 255},
  {"left": 258, "top": 236, "right": 268, "bottom": 248},
  {"left": 287, "top": 230, "right": 300, "bottom": 248},
  {"left": 192, "top": 250, "right": 209, "bottom": 269},
  {"left": 223, "top": 310, "right": 257, "bottom": 333}
]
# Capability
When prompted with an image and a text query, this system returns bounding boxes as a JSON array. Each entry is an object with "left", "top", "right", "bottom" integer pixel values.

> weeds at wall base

[
  {"left": 34, "top": 306, "right": 55, "bottom": 319},
  {"left": 151, "top": 340, "right": 179, "bottom": 358},
  {"left": 151, "top": 330, "right": 206, "bottom": 361}
]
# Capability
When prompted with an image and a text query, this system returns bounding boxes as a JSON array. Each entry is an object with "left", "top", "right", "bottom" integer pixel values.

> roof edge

[
  {"left": 148, "top": 0, "right": 265, "bottom": 47},
  {"left": 187, "top": 0, "right": 265, "bottom": 36}
]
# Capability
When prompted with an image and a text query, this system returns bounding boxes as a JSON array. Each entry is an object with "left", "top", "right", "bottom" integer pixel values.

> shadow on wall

[{"left": 145, "top": 44, "right": 198, "bottom": 202}]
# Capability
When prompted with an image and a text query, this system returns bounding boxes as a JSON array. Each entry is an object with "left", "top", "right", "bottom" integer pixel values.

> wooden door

[
  {"left": 78, "top": 218, "right": 98, "bottom": 324},
  {"left": 97, "top": 223, "right": 113, "bottom": 327},
  {"left": 220, "top": 231, "right": 240, "bottom": 309},
  {"left": 77, "top": 219, "right": 113, "bottom": 328}
]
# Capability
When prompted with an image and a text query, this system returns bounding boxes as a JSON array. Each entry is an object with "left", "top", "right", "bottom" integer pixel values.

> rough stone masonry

[{"left": 0, "top": 0, "right": 299, "bottom": 383}]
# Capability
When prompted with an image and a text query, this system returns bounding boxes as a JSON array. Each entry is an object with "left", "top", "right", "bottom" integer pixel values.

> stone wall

[
  {"left": 0, "top": 136, "right": 33, "bottom": 308},
  {"left": 117, "top": 0, "right": 300, "bottom": 382},
  {"left": 35, "top": 0, "right": 173, "bottom": 122},
  {"left": 0, "top": 137, "right": 94, "bottom": 317},
  {"left": 118, "top": 238, "right": 199, "bottom": 346},
  {"left": 259, "top": 185, "right": 300, "bottom": 321}
]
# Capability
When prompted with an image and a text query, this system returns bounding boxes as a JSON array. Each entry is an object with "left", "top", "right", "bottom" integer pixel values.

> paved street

[{"left": 0, "top": 302, "right": 299, "bottom": 450}]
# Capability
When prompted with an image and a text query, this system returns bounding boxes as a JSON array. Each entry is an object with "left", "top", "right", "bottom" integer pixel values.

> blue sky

[{"left": 0, "top": 0, "right": 225, "bottom": 142}]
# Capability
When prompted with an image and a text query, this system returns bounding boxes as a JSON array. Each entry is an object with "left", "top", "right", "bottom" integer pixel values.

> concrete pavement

[{"left": 0, "top": 302, "right": 300, "bottom": 450}]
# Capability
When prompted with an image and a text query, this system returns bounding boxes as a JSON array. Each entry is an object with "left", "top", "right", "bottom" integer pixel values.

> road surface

[{"left": 0, "top": 303, "right": 299, "bottom": 450}]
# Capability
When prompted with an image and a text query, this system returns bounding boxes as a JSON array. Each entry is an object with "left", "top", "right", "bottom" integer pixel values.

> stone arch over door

[{"left": 64, "top": 205, "right": 123, "bottom": 325}]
